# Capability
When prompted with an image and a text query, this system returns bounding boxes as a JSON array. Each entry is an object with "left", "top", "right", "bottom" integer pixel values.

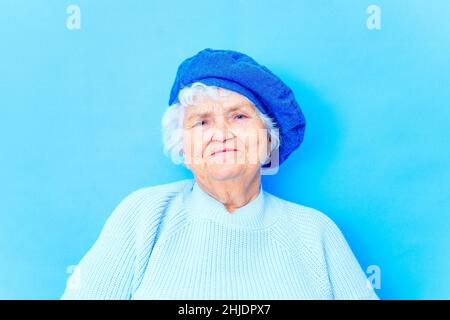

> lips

[{"left": 211, "top": 148, "right": 238, "bottom": 156}]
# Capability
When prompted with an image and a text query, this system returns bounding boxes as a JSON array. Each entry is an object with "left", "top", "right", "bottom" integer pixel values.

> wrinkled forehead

[{"left": 186, "top": 89, "right": 256, "bottom": 114}]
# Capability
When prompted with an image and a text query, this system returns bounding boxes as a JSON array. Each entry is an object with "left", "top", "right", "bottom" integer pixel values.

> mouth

[{"left": 211, "top": 148, "right": 238, "bottom": 156}]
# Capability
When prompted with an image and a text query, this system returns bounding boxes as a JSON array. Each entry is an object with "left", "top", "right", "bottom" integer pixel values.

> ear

[
  {"left": 262, "top": 152, "right": 272, "bottom": 165},
  {"left": 180, "top": 148, "right": 193, "bottom": 169},
  {"left": 179, "top": 149, "right": 186, "bottom": 164}
]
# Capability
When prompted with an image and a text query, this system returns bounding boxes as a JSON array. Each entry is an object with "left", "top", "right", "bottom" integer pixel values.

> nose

[{"left": 211, "top": 118, "right": 234, "bottom": 142}]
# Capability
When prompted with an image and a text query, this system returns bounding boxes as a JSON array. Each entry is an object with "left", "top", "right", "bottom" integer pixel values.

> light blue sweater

[{"left": 61, "top": 179, "right": 378, "bottom": 300}]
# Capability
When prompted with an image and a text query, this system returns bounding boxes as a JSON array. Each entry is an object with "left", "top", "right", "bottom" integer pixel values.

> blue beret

[{"left": 168, "top": 48, "right": 306, "bottom": 168}]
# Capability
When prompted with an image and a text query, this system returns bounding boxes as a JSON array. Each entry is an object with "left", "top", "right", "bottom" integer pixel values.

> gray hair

[{"left": 161, "top": 82, "right": 280, "bottom": 166}]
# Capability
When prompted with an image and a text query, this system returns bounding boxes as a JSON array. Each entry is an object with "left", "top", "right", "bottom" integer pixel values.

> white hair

[{"left": 161, "top": 82, "right": 280, "bottom": 167}]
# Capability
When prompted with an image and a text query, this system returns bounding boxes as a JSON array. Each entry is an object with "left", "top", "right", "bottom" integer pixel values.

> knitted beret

[{"left": 168, "top": 48, "right": 306, "bottom": 168}]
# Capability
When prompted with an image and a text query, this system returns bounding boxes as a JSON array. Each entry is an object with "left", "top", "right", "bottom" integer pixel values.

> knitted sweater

[{"left": 61, "top": 179, "right": 378, "bottom": 300}]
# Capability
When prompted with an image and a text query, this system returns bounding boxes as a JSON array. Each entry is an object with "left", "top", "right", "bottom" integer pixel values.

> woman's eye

[
  {"left": 234, "top": 113, "right": 247, "bottom": 120},
  {"left": 194, "top": 120, "right": 207, "bottom": 127}
]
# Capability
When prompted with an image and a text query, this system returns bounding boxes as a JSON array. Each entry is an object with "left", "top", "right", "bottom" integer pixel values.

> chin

[{"left": 206, "top": 164, "right": 245, "bottom": 181}]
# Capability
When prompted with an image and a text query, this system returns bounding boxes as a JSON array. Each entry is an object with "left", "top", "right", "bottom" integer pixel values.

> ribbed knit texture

[{"left": 61, "top": 179, "right": 379, "bottom": 300}]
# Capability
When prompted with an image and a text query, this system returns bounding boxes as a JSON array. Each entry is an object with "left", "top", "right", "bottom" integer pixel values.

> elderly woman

[{"left": 61, "top": 48, "right": 378, "bottom": 300}]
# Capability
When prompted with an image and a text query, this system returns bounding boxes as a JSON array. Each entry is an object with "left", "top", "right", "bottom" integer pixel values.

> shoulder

[
  {"left": 129, "top": 178, "right": 194, "bottom": 196},
  {"left": 105, "top": 178, "right": 194, "bottom": 227},
  {"left": 266, "top": 193, "right": 351, "bottom": 281},
  {"left": 266, "top": 192, "right": 342, "bottom": 246},
  {"left": 268, "top": 192, "right": 337, "bottom": 233},
  {"left": 121, "top": 178, "right": 194, "bottom": 208}
]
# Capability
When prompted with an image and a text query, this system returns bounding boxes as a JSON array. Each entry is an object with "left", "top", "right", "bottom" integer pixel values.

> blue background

[{"left": 1, "top": 0, "right": 449, "bottom": 299}]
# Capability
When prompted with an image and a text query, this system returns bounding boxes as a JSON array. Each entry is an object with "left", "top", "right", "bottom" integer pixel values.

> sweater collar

[{"left": 184, "top": 179, "right": 276, "bottom": 228}]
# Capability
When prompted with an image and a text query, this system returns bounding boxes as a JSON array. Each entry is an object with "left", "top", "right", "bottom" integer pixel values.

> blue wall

[{"left": 1, "top": 0, "right": 449, "bottom": 299}]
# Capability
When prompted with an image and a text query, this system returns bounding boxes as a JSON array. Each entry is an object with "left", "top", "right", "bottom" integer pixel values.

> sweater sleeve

[
  {"left": 322, "top": 218, "right": 379, "bottom": 300},
  {"left": 60, "top": 189, "right": 148, "bottom": 300}
]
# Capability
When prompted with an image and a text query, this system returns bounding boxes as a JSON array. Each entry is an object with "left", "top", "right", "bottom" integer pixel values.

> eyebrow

[{"left": 185, "top": 105, "right": 251, "bottom": 122}]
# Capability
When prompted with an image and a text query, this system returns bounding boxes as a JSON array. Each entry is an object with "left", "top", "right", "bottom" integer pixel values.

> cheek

[
  {"left": 239, "top": 127, "right": 267, "bottom": 149},
  {"left": 183, "top": 131, "right": 209, "bottom": 163},
  {"left": 235, "top": 127, "right": 268, "bottom": 164}
]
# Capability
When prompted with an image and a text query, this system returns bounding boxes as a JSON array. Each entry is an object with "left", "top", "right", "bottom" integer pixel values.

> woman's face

[{"left": 182, "top": 89, "right": 270, "bottom": 181}]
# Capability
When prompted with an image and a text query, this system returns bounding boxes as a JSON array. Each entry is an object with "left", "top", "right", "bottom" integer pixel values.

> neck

[{"left": 195, "top": 173, "right": 261, "bottom": 213}]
